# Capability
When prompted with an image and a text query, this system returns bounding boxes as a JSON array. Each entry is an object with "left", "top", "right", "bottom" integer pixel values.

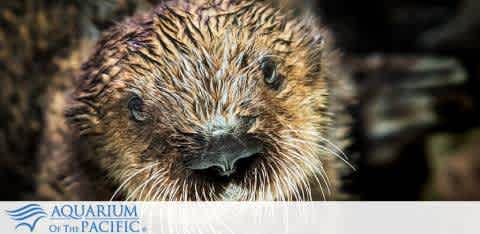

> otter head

[{"left": 67, "top": 1, "right": 347, "bottom": 201}]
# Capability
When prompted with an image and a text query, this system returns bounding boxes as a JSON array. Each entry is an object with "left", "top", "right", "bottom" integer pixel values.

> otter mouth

[
  {"left": 183, "top": 133, "right": 264, "bottom": 184},
  {"left": 191, "top": 153, "right": 260, "bottom": 183}
]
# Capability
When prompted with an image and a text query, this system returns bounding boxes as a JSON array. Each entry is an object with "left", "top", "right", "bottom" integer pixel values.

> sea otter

[{"left": 36, "top": 0, "right": 354, "bottom": 201}]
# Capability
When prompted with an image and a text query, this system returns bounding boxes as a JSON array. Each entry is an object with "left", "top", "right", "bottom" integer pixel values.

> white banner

[{"left": 0, "top": 202, "right": 478, "bottom": 234}]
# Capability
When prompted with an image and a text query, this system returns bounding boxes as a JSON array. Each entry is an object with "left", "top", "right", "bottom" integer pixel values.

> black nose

[{"left": 184, "top": 134, "right": 262, "bottom": 176}]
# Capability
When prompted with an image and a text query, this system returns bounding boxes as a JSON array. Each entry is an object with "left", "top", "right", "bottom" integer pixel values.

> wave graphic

[{"left": 6, "top": 204, "right": 47, "bottom": 232}]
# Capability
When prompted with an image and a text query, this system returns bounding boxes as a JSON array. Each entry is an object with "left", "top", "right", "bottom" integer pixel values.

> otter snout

[{"left": 185, "top": 134, "right": 263, "bottom": 177}]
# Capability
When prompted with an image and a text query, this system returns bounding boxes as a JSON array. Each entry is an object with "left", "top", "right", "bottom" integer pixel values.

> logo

[
  {"left": 6, "top": 204, "right": 47, "bottom": 232},
  {"left": 5, "top": 203, "right": 145, "bottom": 233}
]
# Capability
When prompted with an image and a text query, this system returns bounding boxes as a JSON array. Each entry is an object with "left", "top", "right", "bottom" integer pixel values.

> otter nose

[{"left": 185, "top": 134, "right": 262, "bottom": 176}]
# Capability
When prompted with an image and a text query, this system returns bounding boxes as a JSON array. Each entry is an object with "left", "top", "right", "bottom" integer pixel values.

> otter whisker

[
  {"left": 265, "top": 161, "right": 287, "bottom": 201},
  {"left": 259, "top": 162, "right": 268, "bottom": 200},
  {"left": 269, "top": 158, "right": 293, "bottom": 200},
  {"left": 151, "top": 176, "right": 173, "bottom": 201},
  {"left": 285, "top": 162, "right": 307, "bottom": 201},
  {"left": 288, "top": 156, "right": 317, "bottom": 200},
  {"left": 127, "top": 180, "right": 150, "bottom": 201},
  {"left": 165, "top": 181, "right": 175, "bottom": 201},
  {"left": 148, "top": 176, "right": 164, "bottom": 200},
  {"left": 129, "top": 167, "right": 166, "bottom": 201},
  {"left": 278, "top": 151, "right": 313, "bottom": 201},
  {"left": 151, "top": 182, "right": 163, "bottom": 201},
  {"left": 281, "top": 129, "right": 350, "bottom": 160},
  {"left": 145, "top": 172, "right": 166, "bottom": 201},
  {"left": 288, "top": 138, "right": 356, "bottom": 170},
  {"left": 271, "top": 148, "right": 309, "bottom": 200},
  {"left": 126, "top": 171, "right": 157, "bottom": 201},
  {"left": 194, "top": 183, "right": 199, "bottom": 201},
  {"left": 276, "top": 141, "right": 330, "bottom": 199},
  {"left": 266, "top": 139, "right": 306, "bottom": 200},
  {"left": 201, "top": 185, "right": 207, "bottom": 201},
  {"left": 110, "top": 162, "right": 161, "bottom": 201},
  {"left": 169, "top": 179, "right": 182, "bottom": 201},
  {"left": 287, "top": 142, "right": 332, "bottom": 195},
  {"left": 137, "top": 170, "right": 164, "bottom": 201},
  {"left": 182, "top": 179, "right": 189, "bottom": 201},
  {"left": 253, "top": 167, "right": 259, "bottom": 200}
]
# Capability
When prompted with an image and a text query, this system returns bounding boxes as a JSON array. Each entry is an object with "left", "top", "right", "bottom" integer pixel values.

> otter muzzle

[{"left": 185, "top": 134, "right": 262, "bottom": 176}]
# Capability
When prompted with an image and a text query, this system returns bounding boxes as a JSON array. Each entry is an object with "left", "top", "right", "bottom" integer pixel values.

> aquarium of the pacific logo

[
  {"left": 6, "top": 204, "right": 47, "bottom": 232},
  {"left": 5, "top": 203, "right": 145, "bottom": 233}
]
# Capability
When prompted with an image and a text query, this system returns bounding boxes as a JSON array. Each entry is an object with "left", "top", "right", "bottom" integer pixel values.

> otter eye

[
  {"left": 260, "top": 58, "right": 282, "bottom": 89},
  {"left": 128, "top": 96, "right": 147, "bottom": 122}
]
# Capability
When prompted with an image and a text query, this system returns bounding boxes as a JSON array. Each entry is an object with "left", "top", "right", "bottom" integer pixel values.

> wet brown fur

[{"left": 40, "top": 0, "right": 354, "bottom": 201}]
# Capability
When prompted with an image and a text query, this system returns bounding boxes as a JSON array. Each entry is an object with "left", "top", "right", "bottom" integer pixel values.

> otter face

[{"left": 67, "top": 1, "right": 345, "bottom": 201}]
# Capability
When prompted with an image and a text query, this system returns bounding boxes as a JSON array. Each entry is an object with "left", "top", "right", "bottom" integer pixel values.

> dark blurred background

[{"left": 1, "top": 0, "right": 479, "bottom": 200}]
